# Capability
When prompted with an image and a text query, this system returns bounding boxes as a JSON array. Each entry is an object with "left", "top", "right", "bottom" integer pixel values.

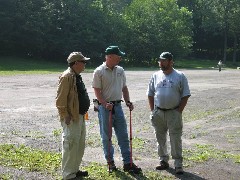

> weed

[
  {"left": 183, "top": 144, "right": 240, "bottom": 165},
  {"left": 53, "top": 129, "right": 62, "bottom": 137}
]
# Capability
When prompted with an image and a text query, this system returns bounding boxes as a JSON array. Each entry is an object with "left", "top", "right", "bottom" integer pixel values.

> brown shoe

[
  {"left": 175, "top": 167, "right": 184, "bottom": 174},
  {"left": 156, "top": 161, "right": 169, "bottom": 170}
]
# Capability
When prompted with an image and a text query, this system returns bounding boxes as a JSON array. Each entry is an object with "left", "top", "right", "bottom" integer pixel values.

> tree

[{"left": 123, "top": 0, "right": 193, "bottom": 65}]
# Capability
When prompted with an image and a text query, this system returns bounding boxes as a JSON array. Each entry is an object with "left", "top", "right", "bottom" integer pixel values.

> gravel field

[{"left": 0, "top": 69, "right": 240, "bottom": 180}]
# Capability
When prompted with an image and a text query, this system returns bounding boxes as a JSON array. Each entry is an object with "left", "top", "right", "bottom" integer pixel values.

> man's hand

[
  {"left": 64, "top": 116, "right": 71, "bottom": 125},
  {"left": 126, "top": 101, "right": 134, "bottom": 111},
  {"left": 105, "top": 102, "right": 113, "bottom": 111}
]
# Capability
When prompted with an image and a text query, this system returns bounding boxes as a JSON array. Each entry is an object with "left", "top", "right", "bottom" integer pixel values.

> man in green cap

[{"left": 92, "top": 46, "right": 142, "bottom": 174}]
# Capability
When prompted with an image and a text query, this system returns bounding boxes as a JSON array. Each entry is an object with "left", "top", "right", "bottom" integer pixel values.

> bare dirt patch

[{"left": 0, "top": 69, "right": 240, "bottom": 179}]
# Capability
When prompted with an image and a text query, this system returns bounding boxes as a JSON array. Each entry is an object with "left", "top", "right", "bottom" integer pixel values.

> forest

[{"left": 0, "top": 0, "right": 239, "bottom": 66}]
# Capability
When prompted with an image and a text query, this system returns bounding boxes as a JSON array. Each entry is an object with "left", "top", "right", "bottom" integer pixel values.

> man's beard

[{"left": 161, "top": 66, "right": 168, "bottom": 71}]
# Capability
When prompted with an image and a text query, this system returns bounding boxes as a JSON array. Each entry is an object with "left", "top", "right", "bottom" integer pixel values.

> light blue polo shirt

[{"left": 147, "top": 69, "right": 191, "bottom": 109}]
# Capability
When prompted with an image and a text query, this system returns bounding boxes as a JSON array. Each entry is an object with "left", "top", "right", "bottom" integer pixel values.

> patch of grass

[
  {"left": 10, "top": 130, "right": 19, "bottom": 135},
  {"left": 25, "top": 131, "right": 45, "bottom": 139},
  {"left": 174, "top": 58, "right": 240, "bottom": 69},
  {"left": 0, "top": 173, "right": 13, "bottom": 180},
  {"left": 0, "top": 56, "right": 94, "bottom": 75},
  {"left": 0, "top": 144, "right": 175, "bottom": 180},
  {"left": 132, "top": 137, "right": 145, "bottom": 149},
  {"left": 183, "top": 109, "right": 220, "bottom": 122},
  {"left": 183, "top": 144, "right": 240, "bottom": 165},
  {"left": 1, "top": 56, "right": 239, "bottom": 75},
  {"left": 0, "top": 144, "right": 61, "bottom": 175},
  {"left": 83, "top": 162, "right": 174, "bottom": 180},
  {"left": 225, "top": 130, "right": 240, "bottom": 144},
  {"left": 86, "top": 133, "right": 102, "bottom": 147},
  {"left": 52, "top": 129, "right": 62, "bottom": 137}
]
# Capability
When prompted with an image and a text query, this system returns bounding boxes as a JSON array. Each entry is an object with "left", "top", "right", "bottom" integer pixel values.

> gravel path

[{"left": 0, "top": 69, "right": 240, "bottom": 179}]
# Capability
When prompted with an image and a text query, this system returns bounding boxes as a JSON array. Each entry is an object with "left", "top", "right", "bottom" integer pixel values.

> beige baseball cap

[{"left": 67, "top": 52, "right": 90, "bottom": 63}]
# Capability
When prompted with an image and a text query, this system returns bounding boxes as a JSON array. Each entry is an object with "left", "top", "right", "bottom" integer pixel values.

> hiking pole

[
  {"left": 108, "top": 109, "right": 113, "bottom": 173},
  {"left": 129, "top": 104, "right": 133, "bottom": 168}
]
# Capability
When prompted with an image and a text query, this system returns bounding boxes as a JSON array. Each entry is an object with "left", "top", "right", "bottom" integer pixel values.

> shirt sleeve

[
  {"left": 92, "top": 69, "right": 102, "bottom": 89},
  {"left": 122, "top": 70, "right": 127, "bottom": 87},
  {"left": 181, "top": 73, "right": 191, "bottom": 98},
  {"left": 146, "top": 74, "right": 155, "bottom": 97}
]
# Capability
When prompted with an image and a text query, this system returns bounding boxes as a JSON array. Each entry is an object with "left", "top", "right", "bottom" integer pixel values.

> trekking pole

[
  {"left": 108, "top": 109, "right": 112, "bottom": 172},
  {"left": 129, "top": 106, "right": 133, "bottom": 168}
]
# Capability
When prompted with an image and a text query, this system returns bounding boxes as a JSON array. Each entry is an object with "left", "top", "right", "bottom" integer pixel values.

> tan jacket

[{"left": 56, "top": 67, "right": 79, "bottom": 121}]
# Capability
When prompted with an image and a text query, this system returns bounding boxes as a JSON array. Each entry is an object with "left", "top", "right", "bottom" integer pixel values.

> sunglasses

[{"left": 77, "top": 60, "right": 87, "bottom": 64}]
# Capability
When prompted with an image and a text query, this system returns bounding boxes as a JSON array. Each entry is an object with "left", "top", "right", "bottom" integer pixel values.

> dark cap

[
  {"left": 105, "top": 46, "right": 125, "bottom": 56},
  {"left": 67, "top": 52, "right": 90, "bottom": 63},
  {"left": 159, "top": 52, "right": 173, "bottom": 60}
]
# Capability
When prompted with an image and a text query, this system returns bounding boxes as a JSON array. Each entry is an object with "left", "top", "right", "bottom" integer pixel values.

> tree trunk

[
  {"left": 223, "top": 29, "right": 227, "bottom": 62},
  {"left": 233, "top": 33, "right": 237, "bottom": 63}
]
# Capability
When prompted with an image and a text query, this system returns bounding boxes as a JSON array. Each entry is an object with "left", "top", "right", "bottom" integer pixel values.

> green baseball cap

[
  {"left": 159, "top": 52, "right": 173, "bottom": 60},
  {"left": 105, "top": 46, "right": 125, "bottom": 56}
]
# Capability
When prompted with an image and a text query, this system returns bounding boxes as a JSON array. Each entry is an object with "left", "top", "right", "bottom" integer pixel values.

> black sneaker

[
  {"left": 156, "top": 160, "right": 169, "bottom": 170},
  {"left": 108, "top": 161, "right": 117, "bottom": 173},
  {"left": 76, "top": 170, "right": 88, "bottom": 177},
  {"left": 123, "top": 163, "right": 142, "bottom": 174},
  {"left": 175, "top": 167, "right": 184, "bottom": 174}
]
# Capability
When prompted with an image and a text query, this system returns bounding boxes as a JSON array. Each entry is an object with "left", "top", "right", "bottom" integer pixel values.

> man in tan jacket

[{"left": 56, "top": 52, "right": 90, "bottom": 180}]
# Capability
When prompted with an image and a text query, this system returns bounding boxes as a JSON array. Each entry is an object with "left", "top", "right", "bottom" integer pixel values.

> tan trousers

[
  {"left": 150, "top": 108, "right": 183, "bottom": 167},
  {"left": 61, "top": 115, "right": 86, "bottom": 180}
]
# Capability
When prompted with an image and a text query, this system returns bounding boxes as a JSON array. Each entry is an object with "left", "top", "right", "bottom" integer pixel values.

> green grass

[
  {"left": 0, "top": 144, "right": 61, "bottom": 175},
  {"left": 0, "top": 56, "right": 65, "bottom": 74},
  {"left": 1, "top": 56, "right": 239, "bottom": 75},
  {"left": 0, "top": 144, "right": 175, "bottom": 180},
  {"left": 1, "top": 143, "right": 239, "bottom": 179},
  {"left": 183, "top": 144, "right": 240, "bottom": 167},
  {"left": 0, "top": 143, "right": 238, "bottom": 180},
  {"left": 174, "top": 58, "right": 240, "bottom": 69}
]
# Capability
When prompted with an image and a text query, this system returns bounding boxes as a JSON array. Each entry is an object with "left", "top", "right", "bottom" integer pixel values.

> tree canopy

[{"left": 0, "top": 0, "right": 239, "bottom": 65}]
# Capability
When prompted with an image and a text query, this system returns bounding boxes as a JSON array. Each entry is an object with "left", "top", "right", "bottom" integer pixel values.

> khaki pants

[
  {"left": 61, "top": 115, "right": 86, "bottom": 180},
  {"left": 150, "top": 108, "right": 183, "bottom": 167}
]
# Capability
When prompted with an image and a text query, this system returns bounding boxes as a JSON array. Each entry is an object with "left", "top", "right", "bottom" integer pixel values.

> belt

[
  {"left": 93, "top": 99, "right": 123, "bottom": 105},
  {"left": 157, "top": 106, "right": 178, "bottom": 111},
  {"left": 109, "top": 100, "right": 123, "bottom": 104}
]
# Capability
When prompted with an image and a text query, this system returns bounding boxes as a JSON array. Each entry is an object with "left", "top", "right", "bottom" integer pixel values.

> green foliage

[
  {"left": 1, "top": 0, "right": 240, "bottom": 65},
  {"left": 123, "top": 0, "right": 193, "bottom": 64}
]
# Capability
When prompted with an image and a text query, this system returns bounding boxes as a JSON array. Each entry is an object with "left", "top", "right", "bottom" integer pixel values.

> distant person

[
  {"left": 92, "top": 46, "right": 142, "bottom": 174},
  {"left": 218, "top": 60, "right": 222, "bottom": 72},
  {"left": 146, "top": 52, "right": 191, "bottom": 175},
  {"left": 56, "top": 52, "right": 90, "bottom": 180}
]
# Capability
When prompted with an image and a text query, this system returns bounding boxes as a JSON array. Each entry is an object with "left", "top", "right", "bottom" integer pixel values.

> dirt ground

[{"left": 0, "top": 69, "right": 240, "bottom": 180}]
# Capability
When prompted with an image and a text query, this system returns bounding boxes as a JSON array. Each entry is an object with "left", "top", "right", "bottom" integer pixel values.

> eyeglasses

[{"left": 77, "top": 60, "right": 87, "bottom": 64}]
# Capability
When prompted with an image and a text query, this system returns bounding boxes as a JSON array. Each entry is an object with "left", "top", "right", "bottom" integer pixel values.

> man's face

[
  {"left": 158, "top": 59, "right": 172, "bottom": 71},
  {"left": 107, "top": 54, "right": 122, "bottom": 66},
  {"left": 75, "top": 60, "right": 87, "bottom": 72}
]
